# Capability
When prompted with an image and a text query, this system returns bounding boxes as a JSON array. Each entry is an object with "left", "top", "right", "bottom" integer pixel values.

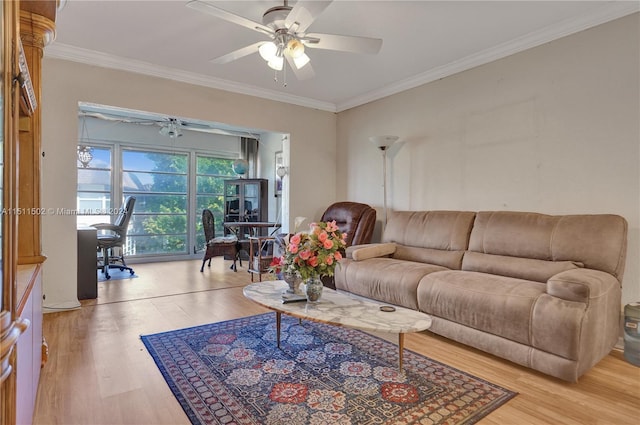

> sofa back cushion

[
  {"left": 466, "top": 211, "right": 628, "bottom": 282},
  {"left": 383, "top": 211, "right": 476, "bottom": 270}
]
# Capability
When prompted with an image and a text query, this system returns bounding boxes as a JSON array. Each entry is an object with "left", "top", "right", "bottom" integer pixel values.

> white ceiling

[{"left": 47, "top": 1, "right": 639, "bottom": 112}]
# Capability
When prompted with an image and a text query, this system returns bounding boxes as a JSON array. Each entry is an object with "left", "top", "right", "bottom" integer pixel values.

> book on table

[{"left": 281, "top": 293, "right": 307, "bottom": 303}]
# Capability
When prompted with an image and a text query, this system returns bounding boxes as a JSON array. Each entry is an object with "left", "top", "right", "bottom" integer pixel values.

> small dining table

[{"left": 222, "top": 221, "right": 282, "bottom": 237}]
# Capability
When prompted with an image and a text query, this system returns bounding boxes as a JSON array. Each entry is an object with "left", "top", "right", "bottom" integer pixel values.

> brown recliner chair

[
  {"left": 320, "top": 201, "right": 377, "bottom": 288},
  {"left": 320, "top": 201, "right": 377, "bottom": 247}
]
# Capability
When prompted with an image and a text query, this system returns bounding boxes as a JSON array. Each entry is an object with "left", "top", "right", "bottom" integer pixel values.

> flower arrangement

[{"left": 270, "top": 220, "right": 347, "bottom": 281}]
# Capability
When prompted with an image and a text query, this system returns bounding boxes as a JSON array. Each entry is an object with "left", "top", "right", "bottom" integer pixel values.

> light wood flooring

[{"left": 33, "top": 259, "right": 640, "bottom": 424}]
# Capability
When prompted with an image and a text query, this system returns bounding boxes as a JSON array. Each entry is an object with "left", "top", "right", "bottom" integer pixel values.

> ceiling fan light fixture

[
  {"left": 259, "top": 41, "right": 278, "bottom": 61},
  {"left": 293, "top": 52, "right": 311, "bottom": 69},
  {"left": 268, "top": 55, "right": 284, "bottom": 71},
  {"left": 286, "top": 38, "right": 305, "bottom": 58}
]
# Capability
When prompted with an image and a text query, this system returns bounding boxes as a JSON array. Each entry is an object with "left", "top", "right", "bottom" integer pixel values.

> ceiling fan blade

[
  {"left": 305, "top": 32, "right": 382, "bottom": 54},
  {"left": 285, "top": 0, "right": 333, "bottom": 33},
  {"left": 210, "top": 42, "right": 263, "bottom": 64},
  {"left": 186, "top": 0, "right": 273, "bottom": 35},
  {"left": 285, "top": 54, "right": 315, "bottom": 81}
]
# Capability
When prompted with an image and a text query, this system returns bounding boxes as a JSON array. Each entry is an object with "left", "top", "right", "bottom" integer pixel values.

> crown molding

[
  {"left": 45, "top": 2, "right": 637, "bottom": 114},
  {"left": 335, "top": 2, "right": 639, "bottom": 112},
  {"left": 44, "top": 44, "right": 337, "bottom": 112}
]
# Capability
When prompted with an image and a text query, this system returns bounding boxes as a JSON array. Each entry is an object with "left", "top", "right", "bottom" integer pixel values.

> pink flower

[
  {"left": 299, "top": 249, "right": 312, "bottom": 260},
  {"left": 323, "top": 239, "right": 334, "bottom": 249},
  {"left": 326, "top": 221, "right": 339, "bottom": 232},
  {"left": 334, "top": 251, "right": 342, "bottom": 261},
  {"left": 318, "top": 231, "right": 328, "bottom": 242},
  {"left": 326, "top": 255, "right": 334, "bottom": 266},
  {"left": 308, "top": 256, "right": 318, "bottom": 267},
  {"left": 288, "top": 243, "right": 299, "bottom": 254},
  {"left": 290, "top": 234, "right": 301, "bottom": 245}
]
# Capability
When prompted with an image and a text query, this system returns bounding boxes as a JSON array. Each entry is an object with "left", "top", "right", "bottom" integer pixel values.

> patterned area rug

[{"left": 141, "top": 313, "right": 516, "bottom": 425}]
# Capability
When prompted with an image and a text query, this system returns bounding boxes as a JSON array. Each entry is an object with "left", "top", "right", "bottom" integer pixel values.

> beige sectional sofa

[{"left": 334, "top": 210, "right": 628, "bottom": 382}]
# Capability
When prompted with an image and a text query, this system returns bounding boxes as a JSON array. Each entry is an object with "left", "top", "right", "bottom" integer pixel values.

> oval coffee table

[{"left": 243, "top": 280, "right": 432, "bottom": 372}]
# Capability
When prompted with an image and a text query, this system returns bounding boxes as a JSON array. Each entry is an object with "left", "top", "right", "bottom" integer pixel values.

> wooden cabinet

[
  {"left": 1, "top": 2, "right": 56, "bottom": 424},
  {"left": 223, "top": 179, "right": 269, "bottom": 239},
  {"left": 15, "top": 266, "right": 42, "bottom": 425}
]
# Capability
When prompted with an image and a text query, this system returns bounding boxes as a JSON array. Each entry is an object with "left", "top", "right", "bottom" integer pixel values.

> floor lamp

[{"left": 370, "top": 135, "right": 399, "bottom": 228}]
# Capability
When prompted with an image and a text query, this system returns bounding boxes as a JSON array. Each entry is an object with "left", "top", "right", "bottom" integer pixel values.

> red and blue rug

[{"left": 141, "top": 313, "right": 516, "bottom": 425}]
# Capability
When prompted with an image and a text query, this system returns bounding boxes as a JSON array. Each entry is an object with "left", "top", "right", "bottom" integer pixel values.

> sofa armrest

[
  {"left": 546, "top": 268, "right": 619, "bottom": 303},
  {"left": 347, "top": 243, "right": 396, "bottom": 261},
  {"left": 345, "top": 244, "right": 370, "bottom": 258}
]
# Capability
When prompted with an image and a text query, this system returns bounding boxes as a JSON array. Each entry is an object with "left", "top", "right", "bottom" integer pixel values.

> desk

[{"left": 77, "top": 227, "right": 98, "bottom": 299}]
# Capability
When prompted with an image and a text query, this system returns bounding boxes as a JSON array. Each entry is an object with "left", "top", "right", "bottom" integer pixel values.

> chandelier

[{"left": 77, "top": 146, "right": 93, "bottom": 168}]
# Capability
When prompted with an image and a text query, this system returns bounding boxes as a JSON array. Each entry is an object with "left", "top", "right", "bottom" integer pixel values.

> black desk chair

[
  {"left": 201, "top": 209, "right": 241, "bottom": 272},
  {"left": 91, "top": 196, "right": 136, "bottom": 280}
]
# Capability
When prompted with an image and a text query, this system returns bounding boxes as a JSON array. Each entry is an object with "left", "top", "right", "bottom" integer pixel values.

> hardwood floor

[{"left": 33, "top": 259, "right": 639, "bottom": 424}]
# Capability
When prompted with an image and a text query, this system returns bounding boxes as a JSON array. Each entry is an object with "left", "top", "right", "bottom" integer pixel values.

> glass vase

[
  {"left": 282, "top": 272, "right": 302, "bottom": 294},
  {"left": 305, "top": 276, "right": 323, "bottom": 303}
]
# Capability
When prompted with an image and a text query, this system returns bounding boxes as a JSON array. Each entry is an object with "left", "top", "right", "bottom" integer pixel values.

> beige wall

[
  {"left": 40, "top": 60, "right": 336, "bottom": 309},
  {"left": 40, "top": 14, "right": 638, "bottom": 309},
  {"left": 336, "top": 14, "right": 639, "bottom": 306}
]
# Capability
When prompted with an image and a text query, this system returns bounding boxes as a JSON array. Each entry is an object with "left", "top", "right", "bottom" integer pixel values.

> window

[
  {"left": 77, "top": 146, "right": 112, "bottom": 227},
  {"left": 76, "top": 144, "right": 240, "bottom": 258},
  {"left": 123, "top": 149, "right": 189, "bottom": 256}
]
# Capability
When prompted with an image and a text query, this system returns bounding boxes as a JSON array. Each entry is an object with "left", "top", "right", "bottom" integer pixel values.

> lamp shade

[
  {"left": 286, "top": 39, "right": 305, "bottom": 58},
  {"left": 259, "top": 42, "right": 278, "bottom": 61},
  {"left": 369, "top": 135, "right": 399, "bottom": 150},
  {"left": 268, "top": 55, "right": 284, "bottom": 71}
]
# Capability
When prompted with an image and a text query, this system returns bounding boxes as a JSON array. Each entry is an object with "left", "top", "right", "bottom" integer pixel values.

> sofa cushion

[
  {"left": 383, "top": 211, "right": 476, "bottom": 270},
  {"left": 468, "top": 211, "right": 628, "bottom": 282},
  {"left": 417, "top": 270, "right": 546, "bottom": 346},
  {"left": 462, "top": 251, "right": 583, "bottom": 283},
  {"left": 335, "top": 258, "right": 448, "bottom": 310}
]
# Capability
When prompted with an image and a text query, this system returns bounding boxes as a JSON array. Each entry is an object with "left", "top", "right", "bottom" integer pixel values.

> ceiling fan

[
  {"left": 186, "top": 0, "right": 383, "bottom": 81},
  {"left": 79, "top": 110, "right": 259, "bottom": 139}
]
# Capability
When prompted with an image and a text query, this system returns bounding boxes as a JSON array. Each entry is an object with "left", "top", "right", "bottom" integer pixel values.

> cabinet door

[
  {"left": 224, "top": 181, "right": 242, "bottom": 222},
  {"left": 243, "top": 181, "right": 261, "bottom": 222}
]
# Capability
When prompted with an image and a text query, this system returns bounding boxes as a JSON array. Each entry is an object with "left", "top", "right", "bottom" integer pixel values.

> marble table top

[{"left": 243, "top": 280, "right": 432, "bottom": 334}]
